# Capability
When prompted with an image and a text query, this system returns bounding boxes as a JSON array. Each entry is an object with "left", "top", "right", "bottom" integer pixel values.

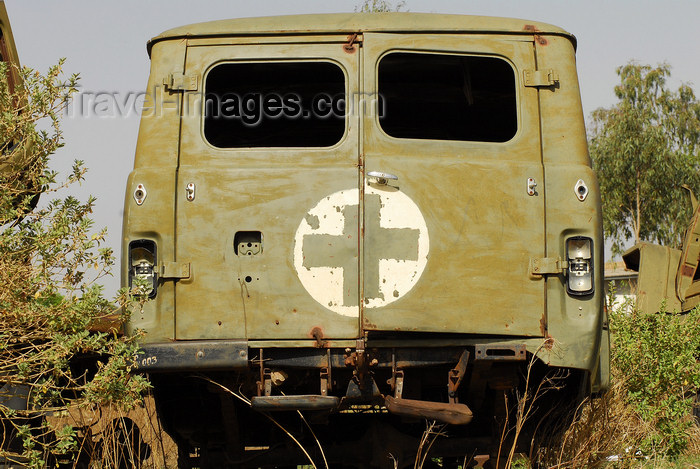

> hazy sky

[{"left": 5, "top": 0, "right": 700, "bottom": 296}]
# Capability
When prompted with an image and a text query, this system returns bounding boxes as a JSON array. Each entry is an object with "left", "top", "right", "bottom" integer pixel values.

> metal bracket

[
  {"left": 160, "top": 262, "right": 191, "bottom": 279},
  {"left": 527, "top": 177, "right": 537, "bottom": 196},
  {"left": 474, "top": 344, "right": 527, "bottom": 361},
  {"left": 320, "top": 349, "right": 332, "bottom": 396},
  {"left": 448, "top": 350, "right": 470, "bottom": 404},
  {"left": 186, "top": 182, "right": 196, "bottom": 202},
  {"left": 238, "top": 241, "right": 261, "bottom": 256},
  {"left": 387, "top": 349, "right": 405, "bottom": 399},
  {"left": 529, "top": 257, "right": 567, "bottom": 276},
  {"left": 523, "top": 69, "right": 559, "bottom": 87},
  {"left": 163, "top": 72, "right": 198, "bottom": 92},
  {"left": 263, "top": 368, "right": 272, "bottom": 397},
  {"left": 394, "top": 370, "right": 404, "bottom": 399},
  {"left": 320, "top": 367, "right": 330, "bottom": 396}
]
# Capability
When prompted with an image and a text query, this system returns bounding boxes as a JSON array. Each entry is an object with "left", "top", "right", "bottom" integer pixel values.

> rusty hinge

[
  {"left": 160, "top": 262, "right": 191, "bottom": 279},
  {"left": 523, "top": 69, "right": 559, "bottom": 87},
  {"left": 343, "top": 33, "right": 362, "bottom": 53},
  {"left": 529, "top": 257, "right": 567, "bottom": 276},
  {"left": 163, "top": 72, "right": 198, "bottom": 91}
]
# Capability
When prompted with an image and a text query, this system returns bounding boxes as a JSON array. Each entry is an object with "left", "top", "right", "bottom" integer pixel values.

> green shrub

[
  {"left": 609, "top": 304, "right": 700, "bottom": 457},
  {"left": 0, "top": 61, "right": 148, "bottom": 467}
]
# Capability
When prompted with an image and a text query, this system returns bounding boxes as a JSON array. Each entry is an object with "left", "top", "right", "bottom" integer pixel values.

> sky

[{"left": 4, "top": 0, "right": 700, "bottom": 296}]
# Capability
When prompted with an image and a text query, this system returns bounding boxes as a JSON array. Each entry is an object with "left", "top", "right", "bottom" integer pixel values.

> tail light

[
  {"left": 566, "top": 237, "right": 593, "bottom": 296},
  {"left": 128, "top": 239, "right": 157, "bottom": 298}
]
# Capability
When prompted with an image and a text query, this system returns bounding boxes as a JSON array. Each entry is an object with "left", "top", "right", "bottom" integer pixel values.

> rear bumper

[
  {"left": 134, "top": 340, "right": 249, "bottom": 371},
  {"left": 133, "top": 339, "right": 531, "bottom": 372}
]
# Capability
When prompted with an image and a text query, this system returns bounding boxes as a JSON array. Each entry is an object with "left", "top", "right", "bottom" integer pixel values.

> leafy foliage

[
  {"left": 0, "top": 61, "right": 148, "bottom": 467},
  {"left": 609, "top": 304, "right": 700, "bottom": 457},
  {"left": 589, "top": 62, "right": 700, "bottom": 255},
  {"left": 355, "top": 0, "right": 408, "bottom": 13}
]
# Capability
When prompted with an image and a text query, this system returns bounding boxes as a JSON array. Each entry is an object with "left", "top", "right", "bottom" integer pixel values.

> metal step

[
  {"left": 384, "top": 395, "right": 473, "bottom": 425},
  {"left": 251, "top": 395, "right": 340, "bottom": 412}
]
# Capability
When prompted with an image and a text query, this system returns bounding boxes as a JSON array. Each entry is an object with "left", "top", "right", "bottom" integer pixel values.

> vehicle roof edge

[{"left": 146, "top": 12, "right": 576, "bottom": 56}]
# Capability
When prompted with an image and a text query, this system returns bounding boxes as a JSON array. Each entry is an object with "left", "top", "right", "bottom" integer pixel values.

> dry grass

[
  {"left": 45, "top": 394, "right": 177, "bottom": 468},
  {"left": 532, "top": 379, "right": 700, "bottom": 468}
]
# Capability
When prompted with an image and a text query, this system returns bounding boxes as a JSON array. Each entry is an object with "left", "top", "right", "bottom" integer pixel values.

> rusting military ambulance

[{"left": 123, "top": 13, "right": 609, "bottom": 468}]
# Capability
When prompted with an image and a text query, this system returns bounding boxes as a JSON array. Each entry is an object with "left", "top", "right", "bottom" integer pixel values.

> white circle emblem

[{"left": 293, "top": 183, "right": 429, "bottom": 317}]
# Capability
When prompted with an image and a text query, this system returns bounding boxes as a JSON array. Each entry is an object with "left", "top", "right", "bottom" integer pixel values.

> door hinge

[
  {"left": 529, "top": 257, "right": 567, "bottom": 276},
  {"left": 523, "top": 69, "right": 559, "bottom": 88},
  {"left": 160, "top": 262, "right": 191, "bottom": 279},
  {"left": 163, "top": 72, "right": 198, "bottom": 91}
]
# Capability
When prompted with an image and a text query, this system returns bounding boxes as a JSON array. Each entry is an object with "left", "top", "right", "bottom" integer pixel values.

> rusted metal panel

[
  {"left": 251, "top": 395, "right": 339, "bottom": 411},
  {"left": 622, "top": 242, "right": 682, "bottom": 314},
  {"left": 675, "top": 200, "right": 700, "bottom": 310},
  {"left": 624, "top": 190, "right": 700, "bottom": 314},
  {"left": 385, "top": 395, "right": 473, "bottom": 425}
]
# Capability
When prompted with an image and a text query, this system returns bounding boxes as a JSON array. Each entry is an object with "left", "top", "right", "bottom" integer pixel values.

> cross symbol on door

[{"left": 302, "top": 193, "right": 420, "bottom": 308}]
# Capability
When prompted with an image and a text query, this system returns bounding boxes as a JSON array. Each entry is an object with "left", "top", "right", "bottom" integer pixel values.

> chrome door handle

[{"left": 367, "top": 171, "right": 398, "bottom": 185}]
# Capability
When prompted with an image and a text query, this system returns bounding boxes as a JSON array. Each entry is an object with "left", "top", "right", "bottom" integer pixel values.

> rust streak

[
  {"left": 310, "top": 326, "right": 328, "bottom": 348},
  {"left": 343, "top": 33, "right": 358, "bottom": 53},
  {"left": 523, "top": 24, "right": 548, "bottom": 46},
  {"left": 544, "top": 336, "right": 555, "bottom": 350},
  {"left": 539, "top": 313, "right": 547, "bottom": 336}
]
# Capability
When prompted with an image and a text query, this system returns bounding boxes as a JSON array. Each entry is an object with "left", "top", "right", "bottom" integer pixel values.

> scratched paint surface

[
  {"left": 363, "top": 182, "right": 429, "bottom": 309},
  {"left": 124, "top": 15, "right": 606, "bottom": 379},
  {"left": 294, "top": 188, "right": 360, "bottom": 317}
]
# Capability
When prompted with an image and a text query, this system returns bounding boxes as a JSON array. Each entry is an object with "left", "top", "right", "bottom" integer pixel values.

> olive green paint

[{"left": 123, "top": 13, "right": 608, "bottom": 392}]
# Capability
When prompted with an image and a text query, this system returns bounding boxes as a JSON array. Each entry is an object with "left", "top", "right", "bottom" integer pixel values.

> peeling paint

[
  {"left": 304, "top": 213, "right": 320, "bottom": 230},
  {"left": 293, "top": 184, "right": 429, "bottom": 316}
]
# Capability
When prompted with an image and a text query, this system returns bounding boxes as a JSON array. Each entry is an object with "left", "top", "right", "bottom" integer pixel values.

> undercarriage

[{"left": 141, "top": 341, "right": 586, "bottom": 468}]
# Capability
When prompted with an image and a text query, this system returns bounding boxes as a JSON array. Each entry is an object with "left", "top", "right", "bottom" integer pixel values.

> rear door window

[
  {"left": 204, "top": 61, "right": 346, "bottom": 148},
  {"left": 377, "top": 52, "right": 517, "bottom": 142}
]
